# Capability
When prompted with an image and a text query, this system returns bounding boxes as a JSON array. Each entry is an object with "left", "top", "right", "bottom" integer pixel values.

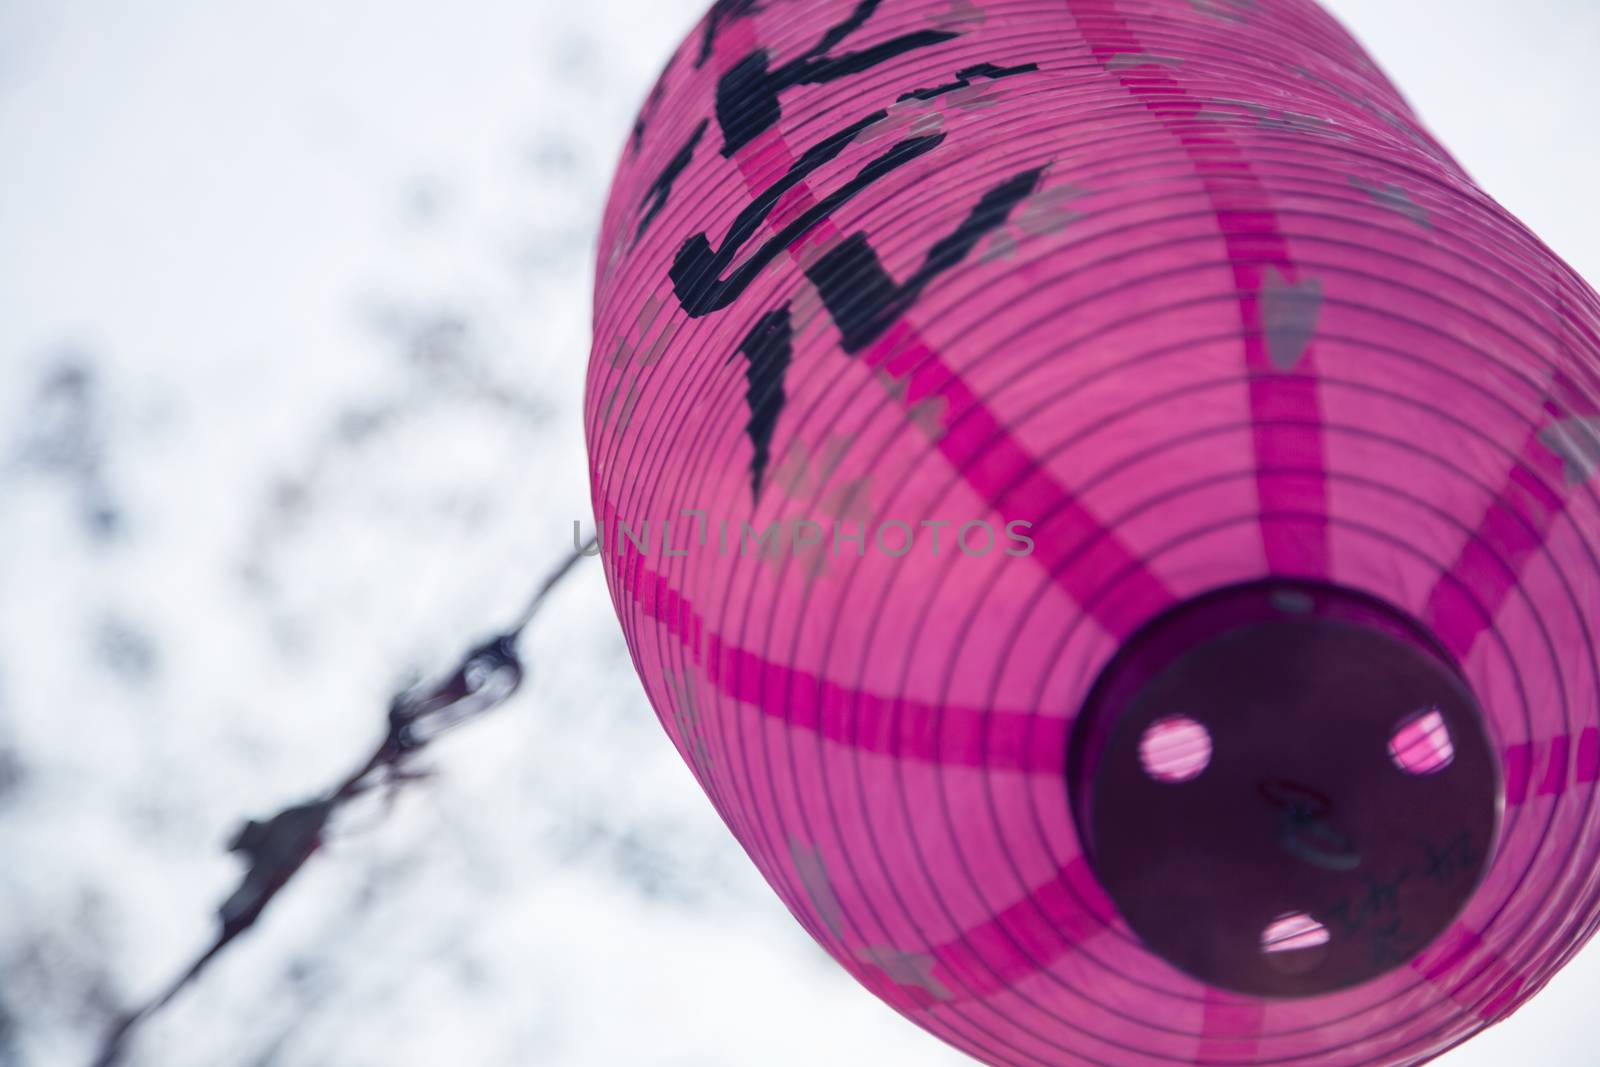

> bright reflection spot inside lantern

[
  {"left": 1388, "top": 708, "right": 1454, "bottom": 775},
  {"left": 1138, "top": 715, "right": 1212, "bottom": 783},
  {"left": 1261, "top": 912, "right": 1331, "bottom": 955}
]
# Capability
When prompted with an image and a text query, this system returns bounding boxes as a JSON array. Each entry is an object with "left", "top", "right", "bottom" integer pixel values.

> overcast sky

[{"left": 1, "top": 2, "right": 1597, "bottom": 1065}]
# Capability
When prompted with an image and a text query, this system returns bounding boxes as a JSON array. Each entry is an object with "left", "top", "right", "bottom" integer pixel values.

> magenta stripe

[
  {"left": 1424, "top": 426, "right": 1577, "bottom": 811},
  {"left": 1069, "top": 0, "right": 1331, "bottom": 578},
  {"left": 1539, "top": 734, "right": 1574, "bottom": 798},
  {"left": 1502, "top": 729, "right": 1600, "bottom": 807},
  {"left": 708, "top": 632, "right": 1070, "bottom": 770},
  {"left": 599, "top": 498, "right": 1058, "bottom": 771},
  {"left": 1412, "top": 922, "right": 1527, "bottom": 1023},
  {"left": 861, "top": 322, "right": 1180, "bottom": 640},
  {"left": 862, "top": 856, "right": 1116, "bottom": 1006},
  {"left": 1423, "top": 428, "right": 1568, "bottom": 662},
  {"left": 722, "top": 85, "right": 1179, "bottom": 641},
  {"left": 1420, "top": 372, "right": 1596, "bottom": 806},
  {"left": 1199, "top": 989, "right": 1266, "bottom": 1063},
  {"left": 1580, "top": 727, "right": 1600, "bottom": 785}
]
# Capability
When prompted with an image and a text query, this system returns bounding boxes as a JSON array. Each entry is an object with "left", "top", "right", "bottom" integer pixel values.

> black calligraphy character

[
  {"left": 670, "top": 113, "right": 944, "bottom": 317},
  {"left": 807, "top": 166, "right": 1043, "bottom": 353},
  {"left": 728, "top": 305, "right": 795, "bottom": 500},
  {"left": 898, "top": 61, "right": 1040, "bottom": 103},
  {"left": 716, "top": 0, "right": 958, "bottom": 155},
  {"left": 638, "top": 119, "right": 709, "bottom": 241}
]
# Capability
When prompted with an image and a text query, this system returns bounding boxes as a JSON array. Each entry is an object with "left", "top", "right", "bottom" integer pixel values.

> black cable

[{"left": 89, "top": 537, "right": 597, "bottom": 1067}]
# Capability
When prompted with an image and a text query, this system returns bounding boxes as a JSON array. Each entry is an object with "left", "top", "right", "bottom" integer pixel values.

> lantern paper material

[{"left": 585, "top": 0, "right": 1600, "bottom": 1063}]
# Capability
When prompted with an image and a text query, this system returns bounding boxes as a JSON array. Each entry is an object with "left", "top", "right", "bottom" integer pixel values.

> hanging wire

[{"left": 89, "top": 536, "right": 597, "bottom": 1067}]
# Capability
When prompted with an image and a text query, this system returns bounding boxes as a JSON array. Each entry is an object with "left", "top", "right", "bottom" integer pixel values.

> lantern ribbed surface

[{"left": 584, "top": 1, "right": 1600, "bottom": 1063}]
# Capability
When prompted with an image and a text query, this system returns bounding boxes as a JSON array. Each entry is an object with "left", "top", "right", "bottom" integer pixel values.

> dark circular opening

[{"left": 1067, "top": 579, "right": 1501, "bottom": 998}]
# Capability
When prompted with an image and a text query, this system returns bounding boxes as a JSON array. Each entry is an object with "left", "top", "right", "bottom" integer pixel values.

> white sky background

[{"left": 0, "top": 1, "right": 1596, "bottom": 1065}]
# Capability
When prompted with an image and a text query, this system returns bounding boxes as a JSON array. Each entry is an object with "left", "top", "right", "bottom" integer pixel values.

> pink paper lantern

[{"left": 585, "top": 1, "right": 1600, "bottom": 1063}]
